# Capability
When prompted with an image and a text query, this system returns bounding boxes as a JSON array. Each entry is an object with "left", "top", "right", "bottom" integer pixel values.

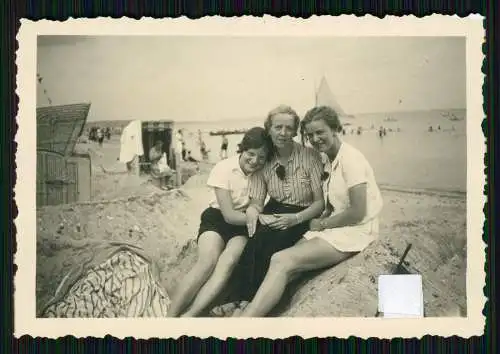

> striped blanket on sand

[{"left": 40, "top": 242, "right": 170, "bottom": 318}]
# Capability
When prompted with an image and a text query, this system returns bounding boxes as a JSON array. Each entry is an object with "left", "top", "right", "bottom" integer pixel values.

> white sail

[{"left": 315, "top": 76, "right": 350, "bottom": 117}]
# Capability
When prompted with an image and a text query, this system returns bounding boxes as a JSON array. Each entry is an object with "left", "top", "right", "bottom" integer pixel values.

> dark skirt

[
  {"left": 232, "top": 199, "right": 309, "bottom": 300},
  {"left": 198, "top": 207, "right": 249, "bottom": 244}
]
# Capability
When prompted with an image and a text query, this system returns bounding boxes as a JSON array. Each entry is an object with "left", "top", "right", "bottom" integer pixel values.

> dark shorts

[
  {"left": 197, "top": 207, "right": 248, "bottom": 244},
  {"left": 221, "top": 143, "right": 228, "bottom": 150}
]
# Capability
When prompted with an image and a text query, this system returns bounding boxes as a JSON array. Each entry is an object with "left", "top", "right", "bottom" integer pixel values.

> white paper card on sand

[{"left": 378, "top": 274, "right": 424, "bottom": 318}]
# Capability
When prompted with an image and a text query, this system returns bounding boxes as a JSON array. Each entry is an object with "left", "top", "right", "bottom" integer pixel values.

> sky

[{"left": 36, "top": 36, "right": 466, "bottom": 122}]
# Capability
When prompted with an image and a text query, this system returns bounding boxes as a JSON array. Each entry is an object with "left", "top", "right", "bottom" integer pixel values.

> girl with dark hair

[{"left": 168, "top": 127, "right": 273, "bottom": 317}]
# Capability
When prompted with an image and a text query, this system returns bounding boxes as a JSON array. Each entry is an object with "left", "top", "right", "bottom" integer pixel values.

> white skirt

[{"left": 303, "top": 218, "right": 379, "bottom": 252}]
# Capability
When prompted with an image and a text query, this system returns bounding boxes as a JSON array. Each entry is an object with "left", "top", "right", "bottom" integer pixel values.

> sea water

[{"left": 178, "top": 109, "right": 467, "bottom": 193}]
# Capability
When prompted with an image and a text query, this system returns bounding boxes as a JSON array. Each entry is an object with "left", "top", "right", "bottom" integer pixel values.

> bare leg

[
  {"left": 182, "top": 236, "right": 247, "bottom": 317},
  {"left": 239, "top": 237, "right": 354, "bottom": 317},
  {"left": 167, "top": 232, "right": 225, "bottom": 317}
]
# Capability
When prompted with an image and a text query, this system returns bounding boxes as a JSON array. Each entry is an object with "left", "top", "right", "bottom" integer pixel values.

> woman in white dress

[{"left": 238, "top": 105, "right": 383, "bottom": 317}]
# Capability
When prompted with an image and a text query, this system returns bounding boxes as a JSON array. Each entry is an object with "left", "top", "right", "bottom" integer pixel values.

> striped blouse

[{"left": 249, "top": 142, "right": 323, "bottom": 207}]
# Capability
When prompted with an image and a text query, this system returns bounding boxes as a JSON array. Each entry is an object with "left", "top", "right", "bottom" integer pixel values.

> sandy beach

[{"left": 35, "top": 136, "right": 467, "bottom": 317}]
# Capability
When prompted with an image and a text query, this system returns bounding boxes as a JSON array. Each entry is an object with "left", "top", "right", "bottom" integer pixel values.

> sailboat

[{"left": 315, "top": 76, "right": 355, "bottom": 119}]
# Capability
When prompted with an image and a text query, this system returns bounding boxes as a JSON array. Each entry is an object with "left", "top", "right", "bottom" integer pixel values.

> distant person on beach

[
  {"left": 200, "top": 140, "right": 209, "bottom": 161},
  {"left": 234, "top": 105, "right": 383, "bottom": 317},
  {"left": 149, "top": 140, "right": 174, "bottom": 190},
  {"left": 181, "top": 141, "right": 187, "bottom": 161},
  {"left": 229, "top": 105, "right": 325, "bottom": 316},
  {"left": 97, "top": 128, "right": 104, "bottom": 147},
  {"left": 168, "top": 127, "right": 273, "bottom": 317},
  {"left": 220, "top": 134, "right": 229, "bottom": 160},
  {"left": 186, "top": 150, "right": 198, "bottom": 162},
  {"left": 174, "top": 129, "right": 185, "bottom": 167},
  {"left": 88, "top": 127, "right": 95, "bottom": 142},
  {"left": 176, "top": 129, "right": 184, "bottom": 151}
]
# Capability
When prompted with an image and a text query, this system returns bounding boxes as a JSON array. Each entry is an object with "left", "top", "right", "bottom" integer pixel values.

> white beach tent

[{"left": 119, "top": 120, "right": 144, "bottom": 164}]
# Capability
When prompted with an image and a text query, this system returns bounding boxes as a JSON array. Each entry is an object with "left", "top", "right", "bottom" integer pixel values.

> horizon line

[{"left": 83, "top": 107, "right": 466, "bottom": 124}]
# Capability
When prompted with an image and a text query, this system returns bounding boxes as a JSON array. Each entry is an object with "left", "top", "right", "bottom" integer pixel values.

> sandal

[{"left": 209, "top": 301, "right": 239, "bottom": 317}]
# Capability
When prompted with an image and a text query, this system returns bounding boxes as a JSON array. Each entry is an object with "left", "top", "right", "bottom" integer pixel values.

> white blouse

[{"left": 322, "top": 141, "right": 383, "bottom": 224}]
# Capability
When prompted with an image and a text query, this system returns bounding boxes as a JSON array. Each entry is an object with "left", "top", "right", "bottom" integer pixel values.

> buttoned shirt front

[
  {"left": 249, "top": 142, "right": 323, "bottom": 207},
  {"left": 323, "top": 141, "right": 383, "bottom": 223}
]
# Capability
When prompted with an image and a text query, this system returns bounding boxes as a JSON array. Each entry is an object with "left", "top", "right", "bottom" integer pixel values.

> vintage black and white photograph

[{"left": 15, "top": 16, "right": 485, "bottom": 338}]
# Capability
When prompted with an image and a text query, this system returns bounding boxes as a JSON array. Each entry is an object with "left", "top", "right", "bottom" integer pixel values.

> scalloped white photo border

[{"left": 14, "top": 15, "right": 486, "bottom": 339}]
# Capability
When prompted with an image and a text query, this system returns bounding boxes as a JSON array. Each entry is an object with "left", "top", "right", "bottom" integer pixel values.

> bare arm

[
  {"left": 298, "top": 149, "right": 327, "bottom": 222},
  {"left": 296, "top": 186, "right": 325, "bottom": 222},
  {"left": 214, "top": 187, "right": 247, "bottom": 226},
  {"left": 247, "top": 171, "right": 267, "bottom": 214},
  {"left": 319, "top": 183, "right": 367, "bottom": 229},
  {"left": 246, "top": 172, "right": 267, "bottom": 235}
]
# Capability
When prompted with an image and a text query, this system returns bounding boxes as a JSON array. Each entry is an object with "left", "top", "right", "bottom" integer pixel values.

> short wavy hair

[
  {"left": 300, "top": 106, "right": 342, "bottom": 138},
  {"left": 264, "top": 105, "right": 301, "bottom": 137},
  {"left": 236, "top": 126, "right": 274, "bottom": 161}
]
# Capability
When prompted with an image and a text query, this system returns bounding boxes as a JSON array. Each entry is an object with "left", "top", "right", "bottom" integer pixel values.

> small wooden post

[{"left": 133, "top": 155, "right": 141, "bottom": 176}]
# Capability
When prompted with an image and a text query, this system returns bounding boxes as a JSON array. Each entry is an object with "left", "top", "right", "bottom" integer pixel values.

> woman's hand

[
  {"left": 266, "top": 213, "right": 298, "bottom": 230},
  {"left": 245, "top": 206, "right": 260, "bottom": 237},
  {"left": 258, "top": 214, "right": 279, "bottom": 226},
  {"left": 309, "top": 218, "right": 325, "bottom": 232},
  {"left": 320, "top": 203, "right": 334, "bottom": 218}
]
